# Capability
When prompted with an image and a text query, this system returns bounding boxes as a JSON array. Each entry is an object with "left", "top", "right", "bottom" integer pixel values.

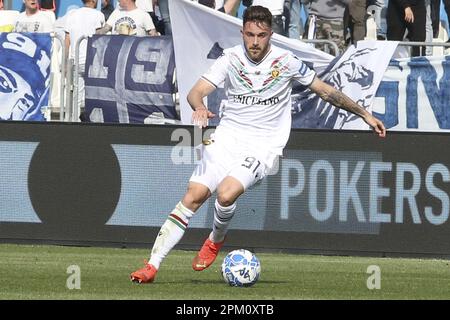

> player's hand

[
  {"left": 365, "top": 115, "right": 386, "bottom": 138},
  {"left": 191, "top": 107, "right": 216, "bottom": 128}
]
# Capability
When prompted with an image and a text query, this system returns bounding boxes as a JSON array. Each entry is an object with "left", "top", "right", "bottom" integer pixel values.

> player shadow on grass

[
  {"left": 190, "top": 279, "right": 227, "bottom": 284},
  {"left": 189, "top": 279, "right": 289, "bottom": 284}
]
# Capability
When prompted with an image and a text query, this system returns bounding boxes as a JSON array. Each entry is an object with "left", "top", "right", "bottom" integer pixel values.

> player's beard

[{"left": 246, "top": 43, "right": 270, "bottom": 63}]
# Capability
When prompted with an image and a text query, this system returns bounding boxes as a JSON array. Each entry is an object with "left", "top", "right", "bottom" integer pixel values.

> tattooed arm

[{"left": 308, "top": 76, "right": 386, "bottom": 138}]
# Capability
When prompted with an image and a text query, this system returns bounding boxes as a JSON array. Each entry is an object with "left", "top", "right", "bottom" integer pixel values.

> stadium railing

[
  {"left": 49, "top": 32, "right": 67, "bottom": 122},
  {"left": 73, "top": 35, "right": 88, "bottom": 123},
  {"left": 396, "top": 40, "right": 450, "bottom": 57},
  {"left": 301, "top": 38, "right": 340, "bottom": 56}
]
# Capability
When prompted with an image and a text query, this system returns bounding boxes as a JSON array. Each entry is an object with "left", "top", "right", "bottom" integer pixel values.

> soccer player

[{"left": 130, "top": 5, "right": 386, "bottom": 283}]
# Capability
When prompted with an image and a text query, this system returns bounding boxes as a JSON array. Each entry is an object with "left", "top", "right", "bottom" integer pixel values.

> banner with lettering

[
  {"left": 84, "top": 35, "right": 178, "bottom": 123},
  {"left": 0, "top": 32, "right": 52, "bottom": 121},
  {"left": 373, "top": 55, "right": 450, "bottom": 132}
]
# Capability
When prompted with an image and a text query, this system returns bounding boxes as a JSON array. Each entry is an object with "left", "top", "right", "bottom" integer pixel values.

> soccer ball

[{"left": 221, "top": 249, "right": 261, "bottom": 287}]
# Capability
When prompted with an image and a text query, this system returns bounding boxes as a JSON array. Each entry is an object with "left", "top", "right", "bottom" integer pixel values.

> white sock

[
  {"left": 149, "top": 202, "right": 193, "bottom": 269},
  {"left": 209, "top": 199, "right": 236, "bottom": 243}
]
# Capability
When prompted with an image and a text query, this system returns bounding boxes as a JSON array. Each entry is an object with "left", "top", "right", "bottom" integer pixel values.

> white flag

[{"left": 169, "top": 0, "right": 398, "bottom": 129}]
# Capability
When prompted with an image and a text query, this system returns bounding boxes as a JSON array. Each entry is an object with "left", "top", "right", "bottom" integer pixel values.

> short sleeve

[
  {"left": 201, "top": 53, "right": 229, "bottom": 88},
  {"left": 96, "top": 13, "right": 105, "bottom": 29},
  {"left": 143, "top": 11, "right": 155, "bottom": 31},
  {"left": 290, "top": 54, "right": 316, "bottom": 86},
  {"left": 106, "top": 9, "right": 117, "bottom": 28}
]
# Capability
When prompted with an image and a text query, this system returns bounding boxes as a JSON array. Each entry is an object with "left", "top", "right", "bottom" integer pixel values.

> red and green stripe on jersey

[{"left": 229, "top": 53, "right": 254, "bottom": 90}]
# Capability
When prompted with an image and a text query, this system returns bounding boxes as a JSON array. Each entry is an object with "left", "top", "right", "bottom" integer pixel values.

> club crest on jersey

[{"left": 271, "top": 67, "right": 280, "bottom": 78}]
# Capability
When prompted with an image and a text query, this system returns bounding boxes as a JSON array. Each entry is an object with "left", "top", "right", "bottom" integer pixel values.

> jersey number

[{"left": 241, "top": 157, "right": 261, "bottom": 176}]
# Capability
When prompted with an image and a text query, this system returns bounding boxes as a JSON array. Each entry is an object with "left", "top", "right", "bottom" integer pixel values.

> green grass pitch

[{"left": 1, "top": 243, "right": 450, "bottom": 300}]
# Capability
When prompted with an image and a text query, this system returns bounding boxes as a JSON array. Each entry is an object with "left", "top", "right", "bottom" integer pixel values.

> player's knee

[
  {"left": 182, "top": 193, "right": 205, "bottom": 209},
  {"left": 216, "top": 193, "right": 237, "bottom": 207},
  {"left": 216, "top": 180, "right": 244, "bottom": 207},
  {"left": 182, "top": 186, "right": 210, "bottom": 211}
]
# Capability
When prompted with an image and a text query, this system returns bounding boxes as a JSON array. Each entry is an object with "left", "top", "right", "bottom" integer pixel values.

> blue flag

[
  {"left": 0, "top": 32, "right": 51, "bottom": 121},
  {"left": 84, "top": 35, "right": 178, "bottom": 123}
]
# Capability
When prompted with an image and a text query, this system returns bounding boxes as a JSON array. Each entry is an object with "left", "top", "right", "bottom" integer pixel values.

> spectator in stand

[
  {"left": 288, "top": 0, "right": 309, "bottom": 39},
  {"left": 367, "top": 0, "right": 386, "bottom": 39},
  {"left": 154, "top": 0, "right": 172, "bottom": 36},
  {"left": 136, "top": 0, "right": 165, "bottom": 34},
  {"left": 428, "top": 0, "right": 438, "bottom": 38},
  {"left": 39, "top": 0, "right": 56, "bottom": 24},
  {"left": 430, "top": 0, "right": 449, "bottom": 38},
  {"left": 14, "top": 0, "right": 54, "bottom": 33},
  {"left": 198, "top": 0, "right": 242, "bottom": 14},
  {"left": 136, "top": 0, "right": 153, "bottom": 17},
  {"left": 102, "top": 0, "right": 115, "bottom": 21},
  {"left": 425, "top": 0, "right": 435, "bottom": 55},
  {"left": 98, "top": 0, "right": 158, "bottom": 36},
  {"left": 303, "top": 0, "right": 350, "bottom": 55},
  {"left": 65, "top": 0, "right": 105, "bottom": 118},
  {"left": 346, "top": 0, "right": 368, "bottom": 44},
  {"left": 250, "top": 0, "right": 288, "bottom": 36},
  {"left": 0, "top": 0, "right": 20, "bottom": 32},
  {"left": 386, "top": 0, "right": 426, "bottom": 57}
]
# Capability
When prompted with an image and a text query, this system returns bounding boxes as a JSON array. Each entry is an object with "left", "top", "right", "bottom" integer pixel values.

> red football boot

[
  {"left": 130, "top": 262, "right": 158, "bottom": 284},
  {"left": 192, "top": 238, "right": 225, "bottom": 271}
]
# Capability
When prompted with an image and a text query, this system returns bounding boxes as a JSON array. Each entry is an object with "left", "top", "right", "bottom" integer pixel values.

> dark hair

[
  {"left": 242, "top": 5, "right": 272, "bottom": 28},
  {"left": 198, "top": 0, "right": 215, "bottom": 9},
  {"left": 40, "top": 0, "right": 56, "bottom": 10}
]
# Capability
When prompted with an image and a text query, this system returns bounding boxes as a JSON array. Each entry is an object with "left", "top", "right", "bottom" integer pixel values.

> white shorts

[{"left": 189, "top": 127, "right": 274, "bottom": 193}]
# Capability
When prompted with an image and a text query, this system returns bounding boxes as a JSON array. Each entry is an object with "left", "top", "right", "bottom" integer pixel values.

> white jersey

[
  {"left": 64, "top": 7, "right": 105, "bottom": 62},
  {"left": 202, "top": 44, "right": 315, "bottom": 158},
  {"left": 136, "top": 0, "right": 154, "bottom": 13},
  {"left": 0, "top": 10, "right": 20, "bottom": 32},
  {"left": 214, "top": 0, "right": 225, "bottom": 10},
  {"left": 107, "top": 7, "right": 155, "bottom": 36},
  {"left": 14, "top": 10, "right": 54, "bottom": 33}
]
